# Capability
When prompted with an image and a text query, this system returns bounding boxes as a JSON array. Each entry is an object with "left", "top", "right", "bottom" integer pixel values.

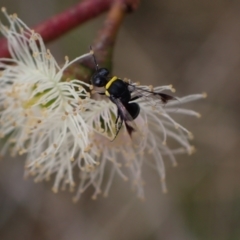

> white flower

[
  {"left": 0, "top": 8, "right": 96, "bottom": 191},
  {"left": 0, "top": 8, "right": 206, "bottom": 201},
  {"left": 71, "top": 88, "right": 206, "bottom": 201}
]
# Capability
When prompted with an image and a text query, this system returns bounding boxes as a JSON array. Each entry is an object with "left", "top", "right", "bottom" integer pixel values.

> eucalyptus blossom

[{"left": 0, "top": 8, "right": 206, "bottom": 201}]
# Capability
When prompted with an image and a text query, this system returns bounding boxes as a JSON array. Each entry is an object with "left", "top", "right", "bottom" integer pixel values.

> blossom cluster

[{"left": 0, "top": 8, "right": 205, "bottom": 201}]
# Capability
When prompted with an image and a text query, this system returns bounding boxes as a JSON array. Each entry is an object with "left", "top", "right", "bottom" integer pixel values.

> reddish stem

[
  {"left": 91, "top": 0, "right": 139, "bottom": 69},
  {"left": 87, "top": 2, "right": 125, "bottom": 70},
  {"left": 35, "top": 0, "right": 112, "bottom": 43},
  {"left": 0, "top": 0, "right": 113, "bottom": 58},
  {"left": 64, "top": 0, "right": 140, "bottom": 82}
]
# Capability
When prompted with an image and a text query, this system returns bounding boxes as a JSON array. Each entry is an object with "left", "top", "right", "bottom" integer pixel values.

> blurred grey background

[{"left": 0, "top": 0, "right": 240, "bottom": 239}]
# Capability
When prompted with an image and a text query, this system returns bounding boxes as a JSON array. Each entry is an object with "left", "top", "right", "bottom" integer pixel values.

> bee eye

[
  {"left": 98, "top": 68, "right": 109, "bottom": 77},
  {"left": 91, "top": 68, "right": 109, "bottom": 87},
  {"left": 92, "top": 75, "right": 107, "bottom": 87}
]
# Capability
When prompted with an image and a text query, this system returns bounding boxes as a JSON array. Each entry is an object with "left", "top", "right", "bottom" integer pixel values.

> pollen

[
  {"left": 32, "top": 52, "right": 39, "bottom": 58},
  {"left": 170, "top": 86, "right": 176, "bottom": 93},
  {"left": 91, "top": 195, "right": 97, "bottom": 200},
  {"left": 188, "top": 146, "right": 196, "bottom": 155},
  {"left": 31, "top": 33, "right": 38, "bottom": 41},
  {"left": 12, "top": 13, "right": 18, "bottom": 19},
  {"left": 84, "top": 144, "right": 92, "bottom": 152},
  {"left": 69, "top": 185, "right": 75, "bottom": 193},
  {"left": 52, "top": 187, "right": 58, "bottom": 194},
  {"left": 173, "top": 161, "right": 178, "bottom": 167},
  {"left": 188, "top": 132, "right": 194, "bottom": 139},
  {"left": 45, "top": 53, "right": 51, "bottom": 59},
  {"left": 149, "top": 85, "right": 154, "bottom": 92}
]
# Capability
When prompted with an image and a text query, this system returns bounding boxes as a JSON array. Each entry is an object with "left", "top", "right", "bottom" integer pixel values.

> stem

[
  {"left": 90, "top": 0, "right": 139, "bottom": 70},
  {"left": 35, "top": 0, "right": 112, "bottom": 43},
  {"left": 0, "top": 0, "right": 140, "bottom": 84},
  {"left": 0, "top": 0, "right": 113, "bottom": 58},
  {"left": 66, "top": 0, "right": 140, "bottom": 81},
  {"left": 92, "top": 1, "right": 126, "bottom": 69},
  {"left": 64, "top": 1, "right": 127, "bottom": 83}
]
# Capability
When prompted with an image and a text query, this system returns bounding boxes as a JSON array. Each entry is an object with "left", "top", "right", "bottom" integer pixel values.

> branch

[
  {"left": 88, "top": 0, "right": 140, "bottom": 69},
  {"left": 64, "top": 0, "right": 140, "bottom": 82},
  {"left": 0, "top": 0, "right": 113, "bottom": 58}
]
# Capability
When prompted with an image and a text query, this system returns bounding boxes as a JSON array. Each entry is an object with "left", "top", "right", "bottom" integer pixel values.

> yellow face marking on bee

[{"left": 105, "top": 76, "right": 118, "bottom": 97}]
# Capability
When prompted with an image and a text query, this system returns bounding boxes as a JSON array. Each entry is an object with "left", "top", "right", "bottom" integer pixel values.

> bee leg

[
  {"left": 111, "top": 113, "right": 123, "bottom": 141},
  {"left": 130, "top": 95, "right": 142, "bottom": 101},
  {"left": 115, "top": 111, "right": 120, "bottom": 125},
  {"left": 116, "top": 118, "right": 123, "bottom": 134},
  {"left": 114, "top": 112, "right": 121, "bottom": 134}
]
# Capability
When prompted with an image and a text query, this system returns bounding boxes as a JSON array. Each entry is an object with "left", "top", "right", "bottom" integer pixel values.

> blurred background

[{"left": 0, "top": 0, "right": 240, "bottom": 239}]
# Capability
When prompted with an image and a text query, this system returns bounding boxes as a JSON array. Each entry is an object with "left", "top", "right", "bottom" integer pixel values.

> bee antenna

[{"left": 89, "top": 46, "right": 99, "bottom": 71}]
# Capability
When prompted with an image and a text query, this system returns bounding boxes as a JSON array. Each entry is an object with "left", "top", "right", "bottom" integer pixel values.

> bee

[{"left": 90, "top": 47, "right": 175, "bottom": 139}]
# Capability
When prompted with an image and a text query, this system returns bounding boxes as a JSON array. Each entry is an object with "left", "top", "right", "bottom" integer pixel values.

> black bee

[{"left": 90, "top": 47, "right": 175, "bottom": 139}]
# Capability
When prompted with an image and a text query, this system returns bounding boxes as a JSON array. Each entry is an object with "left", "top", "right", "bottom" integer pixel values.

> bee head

[{"left": 92, "top": 68, "right": 109, "bottom": 87}]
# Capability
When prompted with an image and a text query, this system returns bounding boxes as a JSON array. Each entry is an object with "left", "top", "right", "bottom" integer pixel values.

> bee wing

[
  {"left": 127, "top": 83, "right": 176, "bottom": 104},
  {"left": 110, "top": 96, "right": 138, "bottom": 137}
]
